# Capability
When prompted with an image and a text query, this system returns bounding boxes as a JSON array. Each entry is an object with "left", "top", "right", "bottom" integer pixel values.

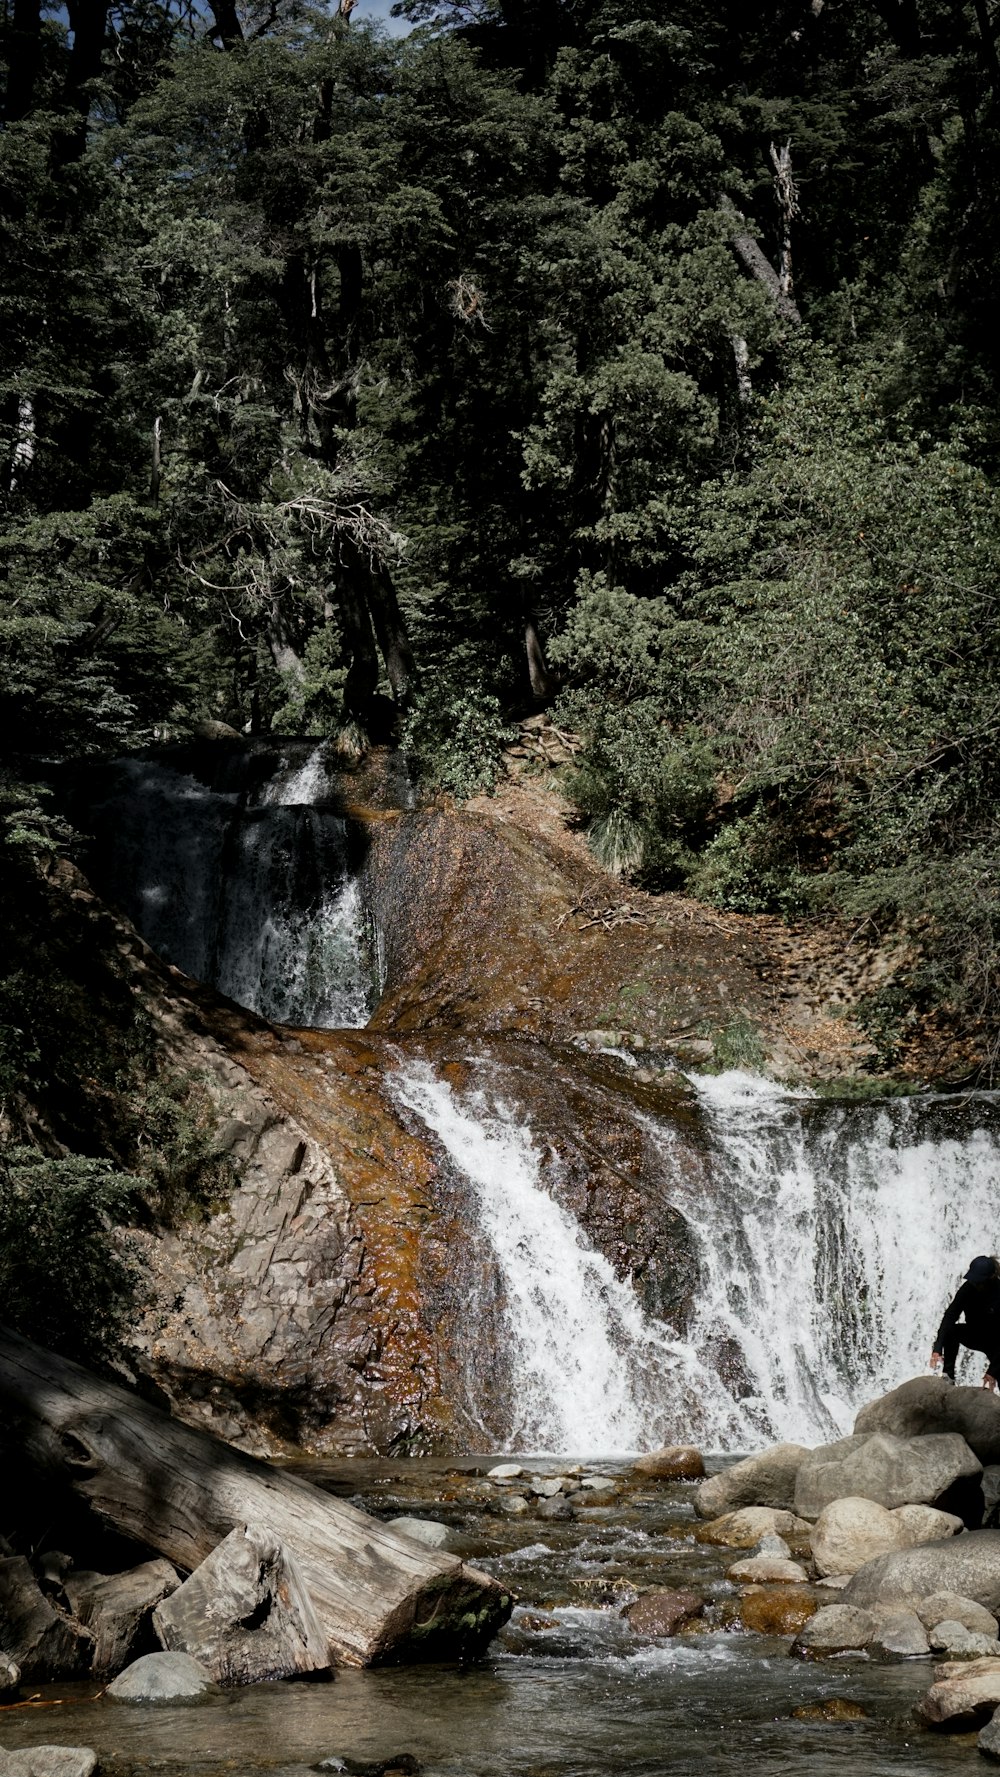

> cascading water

[
  {"left": 78, "top": 748, "right": 374, "bottom": 1028},
  {"left": 656, "top": 1071, "right": 1000, "bottom": 1448},
  {"left": 394, "top": 1058, "right": 1000, "bottom": 1455},
  {"left": 391, "top": 1060, "right": 748, "bottom": 1455}
]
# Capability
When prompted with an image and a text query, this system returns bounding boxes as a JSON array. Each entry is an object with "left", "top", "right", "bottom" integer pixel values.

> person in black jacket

[{"left": 930, "top": 1255, "right": 1000, "bottom": 1389}]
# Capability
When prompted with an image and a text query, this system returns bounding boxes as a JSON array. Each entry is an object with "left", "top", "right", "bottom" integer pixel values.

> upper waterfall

[{"left": 76, "top": 747, "right": 375, "bottom": 1029}]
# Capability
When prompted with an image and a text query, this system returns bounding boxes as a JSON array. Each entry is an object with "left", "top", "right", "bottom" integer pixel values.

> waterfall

[
  {"left": 80, "top": 750, "right": 373, "bottom": 1029},
  {"left": 393, "top": 1059, "right": 1000, "bottom": 1456},
  {"left": 391, "top": 1060, "right": 748, "bottom": 1455},
  {"left": 653, "top": 1072, "right": 1000, "bottom": 1448}
]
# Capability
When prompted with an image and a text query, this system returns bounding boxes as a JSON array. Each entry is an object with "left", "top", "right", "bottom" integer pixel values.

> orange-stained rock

[
  {"left": 739, "top": 1587, "right": 818, "bottom": 1636},
  {"left": 791, "top": 1697, "right": 868, "bottom": 1722},
  {"left": 625, "top": 1588, "right": 705, "bottom": 1637}
]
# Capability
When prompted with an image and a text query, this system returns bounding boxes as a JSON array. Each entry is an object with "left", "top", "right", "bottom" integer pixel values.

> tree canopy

[{"left": 3, "top": 0, "right": 1000, "bottom": 1073}]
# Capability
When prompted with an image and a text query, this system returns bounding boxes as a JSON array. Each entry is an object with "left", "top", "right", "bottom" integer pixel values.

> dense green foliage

[{"left": 3, "top": 0, "right": 1000, "bottom": 1095}]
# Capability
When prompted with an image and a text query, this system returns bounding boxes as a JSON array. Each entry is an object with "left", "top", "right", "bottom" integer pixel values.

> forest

[{"left": 3, "top": 0, "right": 1000, "bottom": 1121}]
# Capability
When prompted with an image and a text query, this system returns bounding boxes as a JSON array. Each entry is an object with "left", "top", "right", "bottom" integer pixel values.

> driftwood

[
  {"left": 153, "top": 1525, "right": 328, "bottom": 1685},
  {"left": 0, "top": 1329, "right": 512, "bottom": 1667}
]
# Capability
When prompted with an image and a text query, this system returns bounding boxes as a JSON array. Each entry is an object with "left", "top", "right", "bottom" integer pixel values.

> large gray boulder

[
  {"left": 845, "top": 1529, "right": 1000, "bottom": 1613},
  {"left": 693, "top": 1446, "right": 810, "bottom": 1519},
  {"left": 106, "top": 1650, "right": 218, "bottom": 1701},
  {"left": 63, "top": 1559, "right": 179, "bottom": 1679},
  {"left": 0, "top": 1559, "right": 92, "bottom": 1681},
  {"left": 794, "top": 1432, "right": 981, "bottom": 1520},
  {"left": 856, "top": 1377, "right": 1000, "bottom": 1465},
  {"left": 810, "top": 1496, "right": 961, "bottom": 1578},
  {"left": 152, "top": 1525, "right": 328, "bottom": 1686},
  {"left": 0, "top": 1749, "right": 97, "bottom": 1777}
]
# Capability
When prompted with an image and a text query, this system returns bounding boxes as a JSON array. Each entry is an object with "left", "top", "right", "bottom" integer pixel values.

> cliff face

[{"left": 30, "top": 743, "right": 954, "bottom": 1457}]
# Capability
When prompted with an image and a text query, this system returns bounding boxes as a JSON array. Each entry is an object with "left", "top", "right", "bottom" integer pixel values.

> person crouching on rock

[{"left": 930, "top": 1255, "right": 1000, "bottom": 1390}]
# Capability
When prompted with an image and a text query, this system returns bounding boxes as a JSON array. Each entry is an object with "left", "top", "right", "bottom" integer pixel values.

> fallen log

[{"left": 0, "top": 1329, "right": 512, "bottom": 1667}]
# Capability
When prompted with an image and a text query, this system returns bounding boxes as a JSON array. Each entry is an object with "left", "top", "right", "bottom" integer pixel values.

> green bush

[
  {"left": 402, "top": 683, "right": 515, "bottom": 800},
  {"left": 0, "top": 1149, "right": 148, "bottom": 1366}
]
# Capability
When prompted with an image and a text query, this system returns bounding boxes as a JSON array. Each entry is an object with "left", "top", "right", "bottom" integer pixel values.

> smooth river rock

[
  {"left": 810, "top": 1496, "right": 962, "bottom": 1577},
  {"left": 914, "top": 1657, "right": 1000, "bottom": 1728},
  {"left": 693, "top": 1444, "right": 810, "bottom": 1519},
  {"left": 869, "top": 1609, "right": 931, "bottom": 1660},
  {"left": 738, "top": 1588, "right": 817, "bottom": 1636},
  {"left": 107, "top": 1651, "right": 218, "bottom": 1701},
  {"left": 856, "top": 1377, "right": 1000, "bottom": 1465},
  {"left": 0, "top": 1750, "right": 97, "bottom": 1777},
  {"left": 794, "top": 1432, "right": 981, "bottom": 1520},
  {"left": 697, "top": 1508, "right": 811, "bottom": 1548},
  {"left": 844, "top": 1530, "right": 1000, "bottom": 1613},
  {"left": 915, "top": 1594, "right": 999, "bottom": 1637},
  {"left": 625, "top": 1588, "right": 705, "bottom": 1637},
  {"left": 929, "top": 1622, "right": 1000, "bottom": 1657},
  {"left": 632, "top": 1446, "right": 705, "bottom": 1481},
  {"left": 791, "top": 1603, "right": 879, "bottom": 1656},
  {"left": 385, "top": 1518, "right": 455, "bottom": 1552},
  {"left": 726, "top": 1556, "right": 808, "bottom": 1584}
]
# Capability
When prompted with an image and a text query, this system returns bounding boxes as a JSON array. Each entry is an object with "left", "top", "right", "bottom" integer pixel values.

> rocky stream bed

[{"left": 4, "top": 1448, "right": 1000, "bottom": 1777}]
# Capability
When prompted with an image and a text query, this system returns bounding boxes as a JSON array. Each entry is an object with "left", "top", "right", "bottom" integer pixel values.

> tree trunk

[
  {"left": 525, "top": 617, "right": 556, "bottom": 705},
  {"left": 0, "top": 1328, "right": 512, "bottom": 1667},
  {"left": 5, "top": 0, "right": 43, "bottom": 123},
  {"left": 366, "top": 558, "right": 419, "bottom": 708}
]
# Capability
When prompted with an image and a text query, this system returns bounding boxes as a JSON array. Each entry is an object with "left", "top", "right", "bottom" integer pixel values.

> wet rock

[
  {"left": 152, "top": 1525, "right": 329, "bottom": 1685},
  {"left": 488, "top": 1465, "right": 524, "bottom": 1480},
  {"left": 844, "top": 1530, "right": 1000, "bottom": 1613},
  {"left": 573, "top": 1506, "right": 616, "bottom": 1521},
  {"left": 697, "top": 1508, "right": 811, "bottom": 1548},
  {"left": 107, "top": 1650, "right": 218, "bottom": 1701},
  {"left": 980, "top": 1710, "right": 1000, "bottom": 1758},
  {"left": 693, "top": 1444, "right": 810, "bottom": 1519},
  {"left": 914, "top": 1658, "right": 1000, "bottom": 1728},
  {"left": 502, "top": 1495, "right": 531, "bottom": 1516},
  {"left": 791, "top": 1698, "right": 868, "bottom": 1722},
  {"left": 915, "top": 1594, "right": 999, "bottom": 1637},
  {"left": 579, "top": 1476, "right": 615, "bottom": 1492},
  {"left": 795, "top": 1432, "right": 981, "bottom": 1520},
  {"left": 738, "top": 1588, "right": 816, "bottom": 1636},
  {"left": 625, "top": 1588, "right": 705, "bottom": 1637},
  {"left": 755, "top": 1534, "right": 791, "bottom": 1557},
  {"left": 810, "top": 1496, "right": 962, "bottom": 1578},
  {"left": 869, "top": 1610, "right": 931, "bottom": 1660},
  {"left": 63, "top": 1559, "right": 179, "bottom": 1679},
  {"left": 528, "top": 1478, "right": 563, "bottom": 1498},
  {"left": 726, "top": 1556, "right": 808, "bottom": 1584},
  {"left": 0, "top": 1750, "right": 98, "bottom": 1777},
  {"left": 385, "top": 1518, "right": 455, "bottom": 1552},
  {"left": 632, "top": 1446, "right": 705, "bottom": 1481},
  {"left": 856, "top": 1377, "right": 1000, "bottom": 1466},
  {"left": 791, "top": 1604, "right": 879, "bottom": 1656},
  {"left": 0, "top": 1558, "right": 92, "bottom": 1681},
  {"left": 516, "top": 1613, "right": 560, "bottom": 1632},
  {"left": 536, "top": 1497, "right": 573, "bottom": 1522},
  {"left": 929, "top": 1622, "right": 1000, "bottom": 1657}
]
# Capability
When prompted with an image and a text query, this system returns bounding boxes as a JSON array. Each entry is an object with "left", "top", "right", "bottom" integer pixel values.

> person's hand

[
  {"left": 930, "top": 1350, "right": 942, "bottom": 1370},
  {"left": 985, "top": 1371, "right": 998, "bottom": 1392}
]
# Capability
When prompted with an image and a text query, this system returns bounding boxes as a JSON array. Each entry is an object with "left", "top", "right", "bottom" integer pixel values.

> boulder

[
  {"left": 738, "top": 1588, "right": 816, "bottom": 1636},
  {"left": 536, "top": 1498, "right": 573, "bottom": 1522},
  {"left": 726, "top": 1556, "right": 808, "bottom": 1584},
  {"left": 869, "top": 1610, "right": 931, "bottom": 1660},
  {"left": 0, "top": 1558, "right": 92, "bottom": 1681},
  {"left": 152, "top": 1525, "right": 329, "bottom": 1685},
  {"left": 856, "top": 1377, "right": 1000, "bottom": 1465},
  {"left": 928, "top": 1622, "right": 1000, "bottom": 1657},
  {"left": 791, "top": 1603, "right": 879, "bottom": 1656},
  {"left": 632, "top": 1446, "right": 705, "bottom": 1481},
  {"left": 980, "top": 1710, "right": 1000, "bottom": 1758},
  {"left": 810, "top": 1496, "right": 962, "bottom": 1578},
  {"left": 107, "top": 1650, "right": 217, "bottom": 1701},
  {"left": 385, "top": 1519, "right": 455, "bottom": 1552},
  {"left": 794, "top": 1432, "right": 981, "bottom": 1520},
  {"left": 63, "top": 1559, "right": 179, "bottom": 1679},
  {"left": 844, "top": 1530, "right": 1000, "bottom": 1613},
  {"left": 914, "top": 1657, "right": 1000, "bottom": 1728},
  {"left": 693, "top": 1444, "right": 810, "bottom": 1519},
  {"left": 915, "top": 1593, "right": 999, "bottom": 1637},
  {"left": 625, "top": 1588, "right": 705, "bottom": 1637},
  {"left": 0, "top": 1750, "right": 97, "bottom": 1777},
  {"left": 696, "top": 1508, "right": 811, "bottom": 1549}
]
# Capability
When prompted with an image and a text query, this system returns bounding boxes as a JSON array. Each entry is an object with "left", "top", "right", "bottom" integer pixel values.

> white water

[
  {"left": 660, "top": 1071, "right": 1000, "bottom": 1446},
  {"left": 84, "top": 751, "right": 373, "bottom": 1028},
  {"left": 391, "top": 1060, "right": 750, "bottom": 1454},
  {"left": 393, "top": 1059, "right": 1000, "bottom": 1454}
]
